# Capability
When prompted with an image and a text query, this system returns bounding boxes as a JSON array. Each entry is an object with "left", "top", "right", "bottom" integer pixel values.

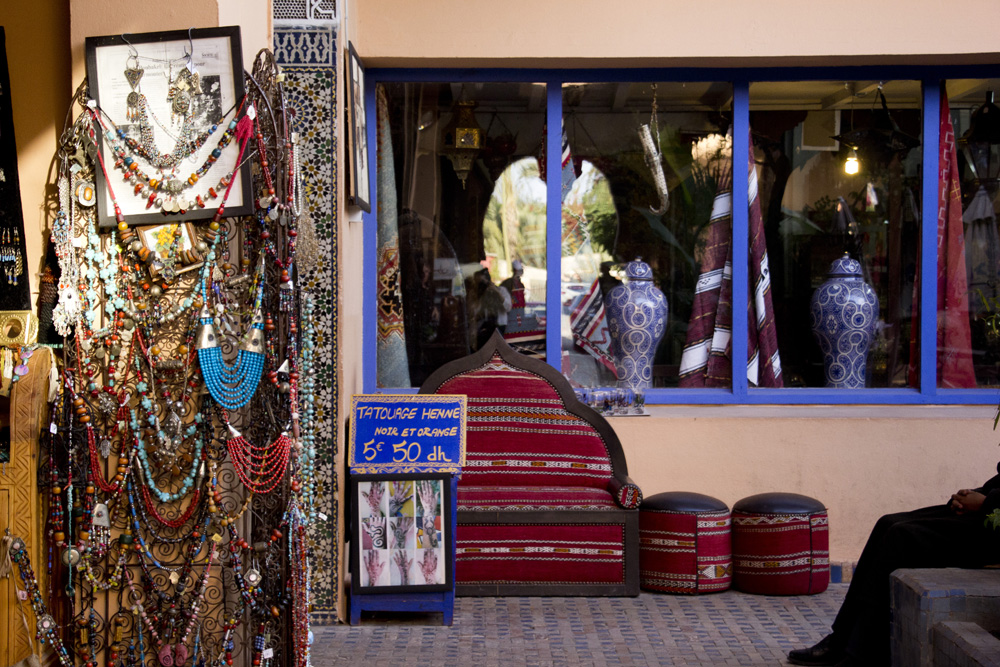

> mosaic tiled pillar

[{"left": 274, "top": 15, "right": 338, "bottom": 624}]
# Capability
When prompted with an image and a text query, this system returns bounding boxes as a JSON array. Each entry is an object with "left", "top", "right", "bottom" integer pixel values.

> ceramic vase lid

[
  {"left": 827, "top": 252, "right": 862, "bottom": 277},
  {"left": 624, "top": 257, "right": 654, "bottom": 281}
]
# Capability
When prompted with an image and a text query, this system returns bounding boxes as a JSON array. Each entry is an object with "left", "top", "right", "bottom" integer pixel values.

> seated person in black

[{"left": 789, "top": 462, "right": 1000, "bottom": 666}]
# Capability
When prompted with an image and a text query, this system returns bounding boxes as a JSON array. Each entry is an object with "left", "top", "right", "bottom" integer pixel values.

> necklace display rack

[{"left": 6, "top": 47, "right": 320, "bottom": 667}]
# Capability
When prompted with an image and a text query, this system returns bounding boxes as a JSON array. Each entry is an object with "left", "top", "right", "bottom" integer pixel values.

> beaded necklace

[{"left": 5, "top": 534, "right": 74, "bottom": 667}]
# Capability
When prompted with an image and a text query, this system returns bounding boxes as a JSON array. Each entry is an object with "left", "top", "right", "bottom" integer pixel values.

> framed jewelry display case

[
  {"left": 350, "top": 473, "right": 454, "bottom": 594},
  {"left": 347, "top": 42, "right": 371, "bottom": 212},
  {"left": 84, "top": 26, "right": 253, "bottom": 227}
]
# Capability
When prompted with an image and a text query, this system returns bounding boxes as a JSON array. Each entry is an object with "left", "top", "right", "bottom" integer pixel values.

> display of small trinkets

[{"left": 4, "top": 42, "right": 319, "bottom": 667}]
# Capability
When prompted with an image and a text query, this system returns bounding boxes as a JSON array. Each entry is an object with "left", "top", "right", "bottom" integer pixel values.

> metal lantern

[{"left": 441, "top": 100, "right": 483, "bottom": 188}]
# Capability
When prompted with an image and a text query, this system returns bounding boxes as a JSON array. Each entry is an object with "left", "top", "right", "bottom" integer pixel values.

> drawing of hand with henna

[
  {"left": 391, "top": 516, "right": 413, "bottom": 549},
  {"left": 419, "top": 549, "right": 439, "bottom": 585},
  {"left": 363, "top": 516, "right": 387, "bottom": 549},
  {"left": 418, "top": 480, "right": 437, "bottom": 515},
  {"left": 389, "top": 482, "right": 413, "bottom": 516},
  {"left": 393, "top": 550, "right": 413, "bottom": 586},
  {"left": 361, "top": 482, "right": 385, "bottom": 516},
  {"left": 363, "top": 549, "right": 385, "bottom": 586}
]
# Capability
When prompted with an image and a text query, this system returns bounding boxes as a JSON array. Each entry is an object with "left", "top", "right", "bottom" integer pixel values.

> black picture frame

[
  {"left": 347, "top": 42, "right": 371, "bottom": 212},
  {"left": 84, "top": 26, "right": 253, "bottom": 228},
  {"left": 350, "top": 473, "right": 453, "bottom": 594}
]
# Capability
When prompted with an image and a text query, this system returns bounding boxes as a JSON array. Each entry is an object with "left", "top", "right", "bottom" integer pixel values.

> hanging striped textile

[
  {"left": 679, "top": 129, "right": 782, "bottom": 388},
  {"left": 375, "top": 86, "right": 411, "bottom": 387}
]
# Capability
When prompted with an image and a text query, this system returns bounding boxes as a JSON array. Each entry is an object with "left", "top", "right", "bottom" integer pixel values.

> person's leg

[
  {"left": 840, "top": 508, "right": 1000, "bottom": 664},
  {"left": 789, "top": 505, "right": 952, "bottom": 666}
]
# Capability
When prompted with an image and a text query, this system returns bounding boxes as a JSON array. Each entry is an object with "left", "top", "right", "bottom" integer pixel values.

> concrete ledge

[
  {"left": 933, "top": 621, "right": 1000, "bottom": 667},
  {"left": 891, "top": 569, "right": 1000, "bottom": 667}
]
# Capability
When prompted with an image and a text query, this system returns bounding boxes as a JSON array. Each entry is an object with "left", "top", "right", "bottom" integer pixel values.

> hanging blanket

[
  {"left": 569, "top": 279, "right": 616, "bottom": 374},
  {"left": 679, "top": 129, "right": 782, "bottom": 388}
]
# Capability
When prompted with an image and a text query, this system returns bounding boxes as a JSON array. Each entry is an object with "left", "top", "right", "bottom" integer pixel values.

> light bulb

[{"left": 844, "top": 149, "right": 860, "bottom": 175}]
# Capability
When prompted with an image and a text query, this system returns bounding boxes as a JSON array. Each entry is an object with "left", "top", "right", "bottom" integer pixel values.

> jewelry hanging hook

[
  {"left": 121, "top": 34, "right": 139, "bottom": 59},
  {"left": 186, "top": 27, "right": 195, "bottom": 71}
]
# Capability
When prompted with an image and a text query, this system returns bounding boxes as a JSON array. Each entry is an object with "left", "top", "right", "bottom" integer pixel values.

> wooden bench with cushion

[{"left": 419, "top": 331, "right": 642, "bottom": 596}]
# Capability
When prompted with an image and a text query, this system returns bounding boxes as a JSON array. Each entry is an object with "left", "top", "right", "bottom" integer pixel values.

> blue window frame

[{"left": 362, "top": 65, "right": 1000, "bottom": 404}]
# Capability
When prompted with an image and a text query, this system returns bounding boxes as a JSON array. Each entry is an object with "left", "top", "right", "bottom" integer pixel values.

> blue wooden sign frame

[{"left": 349, "top": 394, "right": 466, "bottom": 474}]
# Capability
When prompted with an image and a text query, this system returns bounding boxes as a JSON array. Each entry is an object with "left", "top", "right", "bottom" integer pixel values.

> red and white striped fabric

[
  {"left": 640, "top": 507, "right": 732, "bottom": 594},
  {"left": 731, "top": 509, "right": 829, "bottom": 595}
]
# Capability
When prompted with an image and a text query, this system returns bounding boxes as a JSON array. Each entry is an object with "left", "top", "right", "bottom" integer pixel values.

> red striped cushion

[
  {"left": 640, "top": 508, "right": 731, "bottom": 594},
  {"left": 731, "top": 510, "right": 829, "bottom": 595},
  {"left": 457, "top": 523, "right": 626, "bottom": 586},
  {"left": 438, "top": 355, "right": 613, "bottom": 489},
  {"left": 458, "top": 486, "right": 619, "bottom": 511}
]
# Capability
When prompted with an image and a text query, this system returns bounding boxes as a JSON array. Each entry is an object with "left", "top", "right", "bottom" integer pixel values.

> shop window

[
  {"left": 559, "top": 82, "right": 733, "bottom": 388},
  {"left": 946, "top": 78, "right": 1000, "bottom": 388},
  {"left": 366, "top": 69, "right": 1000, "bottom": 405},
  {"left": 373, "top": 82, "right": 546, "bottom": 387},
  {"left": 749, "top": 80, "right": 923, "bottom": 388}
]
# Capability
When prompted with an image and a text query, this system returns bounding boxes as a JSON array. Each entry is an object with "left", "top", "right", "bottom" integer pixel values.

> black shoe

[{"left": 788, "top": 635, "right": 846, "bottom": 666}]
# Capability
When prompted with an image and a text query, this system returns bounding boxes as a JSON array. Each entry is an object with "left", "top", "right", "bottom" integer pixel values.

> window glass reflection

[
  {"left": 751, "top": 80, "right": 922, "bottom": 388},
  {"left": 560, "top": 82, "right": 733, "bottom": 389},
  {"left": 946, "top": 79, "right": 1000, "bottom": 387},
  {"left": 375, "top": 82, "right": 546, "bottom": 387}
]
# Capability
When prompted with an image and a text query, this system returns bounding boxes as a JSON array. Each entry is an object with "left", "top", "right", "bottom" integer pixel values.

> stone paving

[{"left": 312, "top": 584, "right": 847, "bottom": 666}]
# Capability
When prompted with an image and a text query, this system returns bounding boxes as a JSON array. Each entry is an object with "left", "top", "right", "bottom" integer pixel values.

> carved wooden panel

[{"left": 1, "top": 348, "right": 53, "bottom": 666}]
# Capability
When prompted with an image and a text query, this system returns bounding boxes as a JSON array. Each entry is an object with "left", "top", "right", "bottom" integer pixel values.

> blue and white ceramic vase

[
  {"left": 604, "top": 258, "right": 668, "bottom": 390},
  {"left": 809, "top": 253, "right": 879, "bottom": 389}
]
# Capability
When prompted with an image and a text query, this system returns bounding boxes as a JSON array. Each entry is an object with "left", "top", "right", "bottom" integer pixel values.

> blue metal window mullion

[
  {"left": 362, "top": 79, "right": 379, "bottom": 393},
  {"left": 544, "top": 81, "right": 563, "bottom": 371},
  {"left": 731, "top": 82, "right": 750, "bottom": 400},
  {"left": 919, "top": 80, "right": 940, "bottom": 397}
]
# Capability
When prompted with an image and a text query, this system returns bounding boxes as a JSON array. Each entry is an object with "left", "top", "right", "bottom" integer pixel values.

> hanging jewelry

[{"left": 124, "top": 54, "right": 146, "bottom": 122}]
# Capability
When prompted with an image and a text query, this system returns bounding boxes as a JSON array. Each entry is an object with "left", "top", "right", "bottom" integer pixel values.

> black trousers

[{"left": 832, "top": 505, "right": 1000, "bottom": 665}]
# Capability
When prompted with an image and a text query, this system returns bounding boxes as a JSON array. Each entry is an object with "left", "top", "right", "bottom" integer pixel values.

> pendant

[
  {"left": 173, "top": 643, "right": 189, "bottom": 666},
  {"left": 99, "top": 438, "right": 112, "bottom": 458},
  {"left": 61, "top": 547, "right": 81, "bottom": 566},
  {"left": 158, "top": 644, "right": 175, "bottom": 667},
  {"left": 245, "top": 569, "right": 262, "bottom": 588},
  {"left": 92, "top": 503, "right": 110, "bottom": 528}
]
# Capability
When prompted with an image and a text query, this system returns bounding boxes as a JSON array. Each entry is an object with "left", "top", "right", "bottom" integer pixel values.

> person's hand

[
  {"left": 363, "top": 549, "right": 385, "bottom": 586},
  {"left": 391, "top": 516, "right": 413, "bottom": 549},
  {"left": 362, "top": 482, "right": 384, "bottom": 516},
  {"left": 419, "top": 550, "right": 438, "bottom": 584},
  {"left": 390, "top": 483, "right": 412, "bottom": 517},
  {"left": 363, "top": 516, "right": 387, "bottom": 549},
  {"left": 950, "top": 489, "right": 987, "bottom": 514},
  {"left": 393, "top": 550, "right": 413, "bottom": 585}
]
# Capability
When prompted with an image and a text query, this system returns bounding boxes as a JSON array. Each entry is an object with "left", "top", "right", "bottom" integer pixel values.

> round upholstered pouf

[
  {"left": 731, "top": 492, "right": 829, "bottom": 595},
  {"left": 639, "top": 492, "right": 732, "bottom": 594}
]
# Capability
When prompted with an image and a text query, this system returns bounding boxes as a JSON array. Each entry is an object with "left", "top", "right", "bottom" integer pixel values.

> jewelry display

[{"left": 6, "top": 41, "right": 320, "bottom": 667}]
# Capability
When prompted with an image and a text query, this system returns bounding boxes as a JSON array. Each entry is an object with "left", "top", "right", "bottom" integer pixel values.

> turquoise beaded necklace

[{"left": 196, "top": 253, "right": 266, "bottom": 410}]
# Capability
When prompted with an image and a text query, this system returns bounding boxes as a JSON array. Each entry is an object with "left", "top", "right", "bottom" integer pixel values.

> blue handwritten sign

[{"left": 349, "top": 395, "right": 467, "bottom": 473}]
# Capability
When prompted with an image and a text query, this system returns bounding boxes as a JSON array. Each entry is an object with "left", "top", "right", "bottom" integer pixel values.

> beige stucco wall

[
  {"left": 339, "top": 0, "right": 1000, "bottom": 569},
  {"left": 612, "top": 407, "right": 1000, "bottom": 562},
  {"left": 350, "top": 0, "right": 1000, "bottom": 68}
]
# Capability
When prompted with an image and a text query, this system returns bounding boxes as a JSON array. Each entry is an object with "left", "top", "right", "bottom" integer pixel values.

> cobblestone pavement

[{"left": 312, "top": 584, "right": 846, "bottom": 666}]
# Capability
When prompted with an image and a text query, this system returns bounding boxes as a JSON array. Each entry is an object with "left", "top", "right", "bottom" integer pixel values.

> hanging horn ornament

[
  {"left": 639, "top": 124, "right": 669, "bottom": 215},
  {"left": 196, "top": 305, "right": 266, "bottom": 410}
]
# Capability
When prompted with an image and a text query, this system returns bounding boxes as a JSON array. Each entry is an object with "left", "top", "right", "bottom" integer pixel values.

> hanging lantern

[{"left": 441, "top": 100, "right": 483, "bottom": 188}]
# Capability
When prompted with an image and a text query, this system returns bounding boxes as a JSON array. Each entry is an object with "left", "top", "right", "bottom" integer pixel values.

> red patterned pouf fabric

[
  {"left": 639, "top": 492, "right": 732, "bottom": 594},
  {"left": 731, "top": 492, "right": 829, "bottom": 595}
]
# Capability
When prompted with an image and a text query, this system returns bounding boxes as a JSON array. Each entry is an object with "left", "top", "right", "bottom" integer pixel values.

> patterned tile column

[{"left": 274, "top": 4, "right": 338, "bottom": 624}]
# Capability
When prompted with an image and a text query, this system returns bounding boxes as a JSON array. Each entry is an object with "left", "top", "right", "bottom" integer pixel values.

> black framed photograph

[
  {"left": 347, "top": 42, "right": 371, "bottom": 212},
  {"left": 350, "top": 473, "right": 452, "bottom": 593},
  {"left": 84, "top": 27, "right": 253, "bottom": 228}
]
